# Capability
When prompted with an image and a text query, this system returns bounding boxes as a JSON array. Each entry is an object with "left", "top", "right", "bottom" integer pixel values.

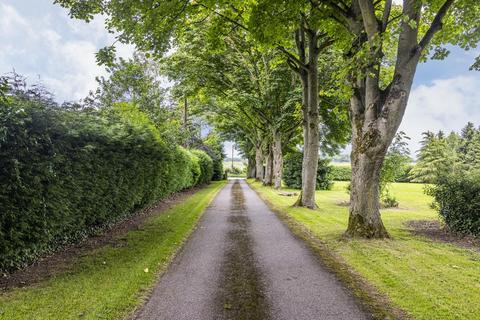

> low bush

[
  {"left": 426, "top": 171, "right": 480, "bottom": 236},
  {"left": 0, "top": 99, "right": 213, "bottom": 272},
  {"left": 283, "top": 151, "right": 332, "bottom": 190},
  {"left": 329, "top": 165, "right": 352, "bottom": 181}
]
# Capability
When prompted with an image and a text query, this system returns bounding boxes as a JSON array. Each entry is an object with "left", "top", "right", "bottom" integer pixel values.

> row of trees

[{"left": 55, "top": 0, "right": 480, "bottom": 238}]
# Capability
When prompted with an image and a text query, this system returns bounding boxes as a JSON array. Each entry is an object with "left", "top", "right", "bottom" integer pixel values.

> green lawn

[
  {"left": 249, "top": 180, "right": 480, "bottom": 320},
  {"left": 0, "top": 181, "right": 225, "bottom": 320}
]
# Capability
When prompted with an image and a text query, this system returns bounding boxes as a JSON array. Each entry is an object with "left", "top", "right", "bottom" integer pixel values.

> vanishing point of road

[{"left": 133, "top": 179, "right": 368, "bottom": 320}]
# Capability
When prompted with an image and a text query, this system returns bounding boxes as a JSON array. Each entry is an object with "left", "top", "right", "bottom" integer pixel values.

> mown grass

[
  {"left": 0, "top": 181, "right": 225, "bottom": 320},
  {"left": 249, "top": 180, "right": 480, "bottom": 320}
]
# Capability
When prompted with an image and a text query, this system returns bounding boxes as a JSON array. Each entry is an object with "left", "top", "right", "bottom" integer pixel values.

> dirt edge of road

[{"left": 247, "top": 181, "right": 412, "bottom": 320}]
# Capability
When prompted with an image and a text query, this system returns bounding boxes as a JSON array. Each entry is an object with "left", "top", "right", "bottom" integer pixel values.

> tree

[
  {"left": 55, "top": 0, "right": 351, "bottom": 206},
  {"left": 161, "top": 24, "right": 303, "bottom": 188},
  {"left": 379, "top": 131, "right": 411, "bottom": 207},
  {"left": 410, "top": 131, "right": 461, "bottom": 183},
  {"left": 248, "top": 1, "right": 349, "bottom": 207},
  {"left": 459, "top": 122, "right": 479, "bottom": 168},
  {"left": 307, "top": 0, "right": 480, "bottom": 238}
]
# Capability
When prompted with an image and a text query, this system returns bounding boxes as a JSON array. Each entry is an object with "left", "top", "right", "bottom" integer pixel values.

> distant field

[
  {"left": 331, "top": 162, "right": 351, "bottom": 167},
  {"left": 223, "top": 160, "right": 246, "bottom": 170}
]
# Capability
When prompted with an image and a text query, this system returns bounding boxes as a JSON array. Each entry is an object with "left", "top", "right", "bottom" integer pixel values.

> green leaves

[
  {"left": 95, "top": 45, "right": 117, "bottom": 67},
  {"left": 0, "top": 92, "right": 214, "bottom": 272}
]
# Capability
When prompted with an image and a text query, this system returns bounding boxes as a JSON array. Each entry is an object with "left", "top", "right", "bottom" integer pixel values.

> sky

[{"left": 1, "top": 0, "right": 479, "bottom": 158}]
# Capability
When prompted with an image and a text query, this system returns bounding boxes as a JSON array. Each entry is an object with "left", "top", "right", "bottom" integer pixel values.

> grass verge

[
  {"left": 0, "top": 181, "right": 225, "bottom": 320},
  {"left": 248, "top": 180, "right": 480, "bottom": 320}
]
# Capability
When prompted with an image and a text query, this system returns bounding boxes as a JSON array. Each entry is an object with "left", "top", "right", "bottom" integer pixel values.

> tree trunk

[
  {"left": 345, "top": 142, "right": 389, "bottom": 238},
  {"left": 263, "top": 144, "right": 273, "bottom": 186},
  {"left": 255, "top": 143, "right": 264, "bottom": 181},
  {"left": 345, "top": 57, "right": 419, "bottom": 238},
  {"left": 343, "top": 0, "right": 452, "bottom": 238},
  {"left": 296, "top": 31, "right": 320, "bottom": 209},
  {"left": 247, "top": 157, "right": 256, "bottom": 178},
  {"left": 272, "top": 130, "right": 283, "bottom": 189}
]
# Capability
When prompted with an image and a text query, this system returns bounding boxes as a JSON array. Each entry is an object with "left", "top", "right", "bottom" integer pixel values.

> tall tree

[
  {"left": 308, "top": 0, "right": 480, "bottom": 237},
  {"left": 55, "top": 0, "right": 349, "bottom": 206}
]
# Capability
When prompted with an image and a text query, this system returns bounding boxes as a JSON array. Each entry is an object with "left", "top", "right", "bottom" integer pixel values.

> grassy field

[
  {"left": 0, "top": 181, "right": 225, "bottom": 320},
  {"left": 249, "top": 180, "right": 480, "bottom": 320}
]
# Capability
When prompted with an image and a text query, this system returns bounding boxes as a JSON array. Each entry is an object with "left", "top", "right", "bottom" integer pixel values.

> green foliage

[
  {"left": 395, "top": 164, "right": 414, "bottom": 183},
  {"left": 427, "top": 171, "right": 480, "bottom": 236},
  {"left": 283, "top": 151, "right": 332, "bottom": 190},
  {"left": 200, "top": 133, "right": 225, "bottom": 181},
  {"left": 191, "top": 149, "right": 214, "bottom": 185},
  {"left": 380, "top": 132, "right": 412, "bottom": 207},
  {"left": 329, "top": 165, "right": 352, "bottom": 181},
  {"left": 411, "top": 124, "right": 480, "bottom": 183},
  {"left": 0, "top": 98, "right": 213, "bottom": 272}
]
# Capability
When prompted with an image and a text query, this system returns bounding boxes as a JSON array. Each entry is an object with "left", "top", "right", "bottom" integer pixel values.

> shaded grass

[
  {"left": 0, "top": 181, "right": 225, "bottom": 320},
  {"left": 249, "top": 180, "right": 480, "bottom": 320}
]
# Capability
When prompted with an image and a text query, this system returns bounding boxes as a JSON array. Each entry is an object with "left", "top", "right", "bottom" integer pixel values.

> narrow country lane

[{"left": 133, "top": 179, "right": 368, "bottom": 320}]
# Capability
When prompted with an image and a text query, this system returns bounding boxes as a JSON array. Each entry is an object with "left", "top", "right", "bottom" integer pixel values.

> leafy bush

[
  {"left": 0, "top": 99, "right": 213, "bottom": 272},
  {"left": 283, "top": 151, "right": 332, "bottom": 190},
  {"left": 426, "top": 171, "right": 480, "bottom": 236},
  {"left": 329, "top": 165, "right": 352, "bottom": 181}
]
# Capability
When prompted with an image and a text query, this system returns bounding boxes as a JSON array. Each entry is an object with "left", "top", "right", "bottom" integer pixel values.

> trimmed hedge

[
  {"left": 427, "top": 171, "right": 480, "bottom": 236},
  {"left": 283, "top": 151, "right": 333, "bottom": 190},
  {"left": 191, "top": 149, "right": 214, "bottom": 185},
  {"left": 0, "top": 100, "right": 213, "bottom": 271},
  {"left": 328, "top": 164, "right": 414, "bottom": 183},
  {"left": 329, "top": 165, "right": 352, "bottom": 181}
]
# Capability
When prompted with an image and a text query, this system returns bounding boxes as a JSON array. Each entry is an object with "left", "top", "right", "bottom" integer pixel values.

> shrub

[
  {"left": 329, "top": 165, "right": 352, "bottom": 181},
  {"left": 283, "top": 151, "right": 332, "bottom": 190},
  {"left": 0, "top": 100, "right": 213, "bottom": 272},
  {"left": 426, "top": 171, "right": 480, "bottom": 236}
]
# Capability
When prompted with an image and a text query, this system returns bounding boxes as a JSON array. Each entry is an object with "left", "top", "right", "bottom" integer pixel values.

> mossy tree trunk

[
  {"left": 255, "top": 141, "right": 264, "bottom": 181},
  {"left": 272, "top": 130, "right": 283, "bottom": 189},
  {"left": 346, "top": 141, "right": 389, "bottom": 238},
  {"left": 247, "top": 157, "right": 256, "bottom": 178},
  {"left": 263, "top": 144, "right": 273, "bottom": 186}
]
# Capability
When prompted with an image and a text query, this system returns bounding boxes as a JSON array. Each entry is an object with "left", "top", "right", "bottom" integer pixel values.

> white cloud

[
  {"left": 400, "top": 75, "right": 480, "bottom": 154},
  {"left": 0, "top": 2, "right": 134, "bottom": 102}
]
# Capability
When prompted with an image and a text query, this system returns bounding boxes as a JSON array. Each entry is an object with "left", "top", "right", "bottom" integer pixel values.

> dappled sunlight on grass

[{"left": 249, "top": 179, "right": 480, "bottom": 320}]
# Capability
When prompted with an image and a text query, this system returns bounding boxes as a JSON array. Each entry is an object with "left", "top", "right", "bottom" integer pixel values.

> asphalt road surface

[{"left": 133, "top": 179, "right": 368, "bottom": 320}]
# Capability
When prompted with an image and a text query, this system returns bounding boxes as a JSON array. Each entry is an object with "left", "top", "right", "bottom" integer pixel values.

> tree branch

[
  {"left": 358, "top": 0, "right": 380, "bottom": 40},
  {"left": 277, "top": 46, "right": 308, "bottom": 72},
  {"left": 195, "top": 3, "right": 250, "bottom": 32},
  {"left": 418, "top": 0, "right": 455, "bottom": 51},
  {"left": 381, "top": 0, "right": 392, "bottom": 32}
]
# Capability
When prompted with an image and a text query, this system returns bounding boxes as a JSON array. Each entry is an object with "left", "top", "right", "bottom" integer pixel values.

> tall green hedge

[
  {"left": 283, "top": 151, "right": 333, "bottom": 190},
  {"left": 191, "top": 149, "right": 214, "bottom": 184},
  {"left": 328, "top": 164, "right": 414, "bottom": 183},
  {"left": 0, "top": 100, "right": 213, "bottom": 271}
]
